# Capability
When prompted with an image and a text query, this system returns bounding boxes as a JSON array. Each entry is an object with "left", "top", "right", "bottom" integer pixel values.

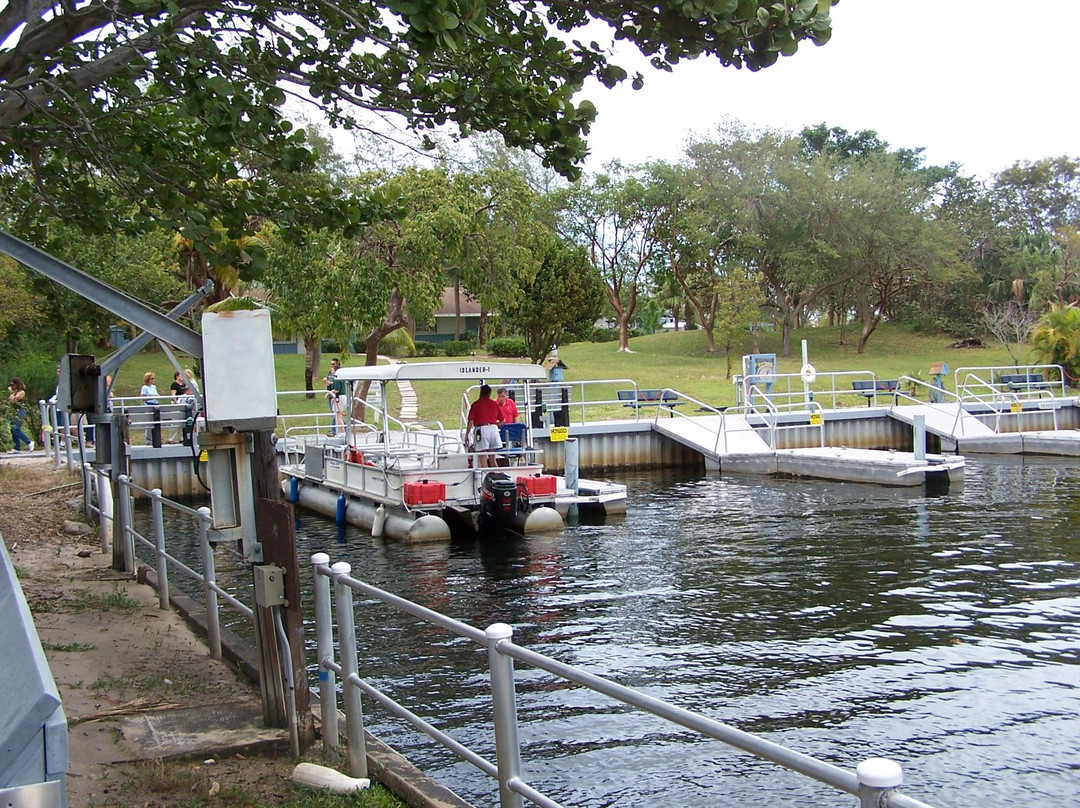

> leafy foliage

[
  {"left": 503, "top": 239, "right": 605, "bottom": 362},
  {"left": 486, "top": 337, "right": 528, "bottom": 358},
  {"left": 0, "top": 0, "right": 837, "bottom": 245},
  {"left": 1029, "top": 304, "right": 1080, "bottom": 385}
]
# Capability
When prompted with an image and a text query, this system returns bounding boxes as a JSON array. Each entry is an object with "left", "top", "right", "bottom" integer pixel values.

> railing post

[
  {"left": 51, "top": 404, "right": 61, "bottom": 469},
  {"left": 856, "top": 757, "right": 903, "bottom": 808},
  {"left": 37, "top": 399, "right": 49, "bottom": 458},
  {"left": 82, "top": 462, "right": 93, "bottom": 521},
  {"left": 198, "top": 507, "right": 221, "bottom": 660},
  {"left": 117, "top": 476, "right": 134, "bottom": 574},
  {"left": 311, "top": 553, "right": 339, "bottom": 754},
  {"left": 486, "top": 622, "right": 524, "bottom": 808},
  {"left": 96, "top": 467, "right": 112, "bottom": 555},
  {"left": 150, "top": 488, "right": 169, "bottom": 609},
  {"left": 332, "top": 562, "right": 367, "bottom": 778}
]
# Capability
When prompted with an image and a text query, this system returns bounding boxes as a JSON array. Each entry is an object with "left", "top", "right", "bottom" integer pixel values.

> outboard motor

[{"left": 480, "top": 472, "right": 518, "bottom": 527}]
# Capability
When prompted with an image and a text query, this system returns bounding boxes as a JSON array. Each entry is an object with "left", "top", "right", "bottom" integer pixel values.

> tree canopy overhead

[{"left": 0, "top": 0, "right": 836, "bottom": 238}]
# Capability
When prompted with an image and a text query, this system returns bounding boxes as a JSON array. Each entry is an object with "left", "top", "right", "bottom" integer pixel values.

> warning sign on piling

[{"left": 549, "top": 426, "right": 569, "bottom": 442}]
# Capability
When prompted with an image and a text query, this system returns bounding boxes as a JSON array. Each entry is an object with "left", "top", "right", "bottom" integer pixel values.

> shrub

[
  {"left": 442, "top": 340, "right": 476, "bottom": 357},
  {"left": 413, "top": 341, "right": 442, "bottom": 357},
  {"left": 590, "top": 327, "right": 621, "bottom": 343},
  {"left": 487, "top": 337, "right": 528, "bottom": 357}
]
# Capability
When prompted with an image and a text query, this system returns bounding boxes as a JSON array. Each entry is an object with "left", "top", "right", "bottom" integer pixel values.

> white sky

[{"left": 580, "top": 0, "right": 1080, "bottom": 178}]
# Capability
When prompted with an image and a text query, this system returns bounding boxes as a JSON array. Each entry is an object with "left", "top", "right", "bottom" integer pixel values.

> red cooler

[{"left": 403, "top": 480, "right": 446, "bottom": 506}]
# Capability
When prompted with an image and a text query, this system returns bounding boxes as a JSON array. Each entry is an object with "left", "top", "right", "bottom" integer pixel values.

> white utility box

[{"left": 201, "top": 309, "right": 277, "bottom": 431}]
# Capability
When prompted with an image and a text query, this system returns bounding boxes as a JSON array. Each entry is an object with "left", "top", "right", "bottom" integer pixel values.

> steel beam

[{"left": 0, "top": 229, "right": 203, "bottom": 357}]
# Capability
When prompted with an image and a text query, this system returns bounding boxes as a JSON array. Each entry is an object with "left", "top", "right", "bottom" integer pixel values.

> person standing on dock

[
  {"left": 325, "top": 358, "right": 346, "bottom": 436},
  {"left": 467, "top": 384, "right": 503, "bottom": 468}
]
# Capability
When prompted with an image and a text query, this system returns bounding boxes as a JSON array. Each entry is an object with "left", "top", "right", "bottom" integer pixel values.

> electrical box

[
  {"left": 253, "top": 564, "right": 286, "bottom": 607},
  {"left": 201, "top": 309, "right": 278, "bottom": 431},
  {"left": 57, "top": 354, "right": 98, "bottom": 413}
]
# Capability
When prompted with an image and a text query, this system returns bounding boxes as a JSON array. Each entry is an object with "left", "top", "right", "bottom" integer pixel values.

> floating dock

[{"left": 651, "top": 413, "right": 964, "bottom": 487}]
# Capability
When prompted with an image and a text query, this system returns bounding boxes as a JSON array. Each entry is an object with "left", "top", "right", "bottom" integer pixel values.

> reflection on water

[{"left": 143, "top": 456, "right": 1080, "bottom": 807}]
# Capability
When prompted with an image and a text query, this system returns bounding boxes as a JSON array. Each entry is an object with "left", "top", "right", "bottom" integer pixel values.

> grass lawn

[{"left": 111, "top": 323, "right": 1030, "bottom": 432}]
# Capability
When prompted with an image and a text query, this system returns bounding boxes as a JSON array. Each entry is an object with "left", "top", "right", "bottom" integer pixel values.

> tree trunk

[
  {"left": 702, "top": 326, "right": 717, "bottom": 353},
  {"left": 303, "top": 334, "right": 321, "bottom": 398},
  {"left": 780, "top": 315, "right": 793, "bottom": 357},
  {"left": 617, "top": 314, "right": 632, "bottom": 352},
  {"left": 857, "top": 315, "right": 881, "bottom": 354},
  {"left": 453, "top": 278, "right": 462, "bottom": 340}
]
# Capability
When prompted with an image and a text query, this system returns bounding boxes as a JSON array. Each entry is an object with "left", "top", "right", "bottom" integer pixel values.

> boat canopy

[{"left": 334, "top": 360, "right": 547, "bottom": 383}]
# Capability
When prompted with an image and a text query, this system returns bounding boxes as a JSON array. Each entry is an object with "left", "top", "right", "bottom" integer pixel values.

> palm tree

[{"left": 1029, "top": 304, "right": 1080, "bottom": 385}]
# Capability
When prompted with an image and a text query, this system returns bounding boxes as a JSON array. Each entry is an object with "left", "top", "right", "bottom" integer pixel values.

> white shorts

[{"left": 474, "top": 424, "right": 502, "bottom": 451}]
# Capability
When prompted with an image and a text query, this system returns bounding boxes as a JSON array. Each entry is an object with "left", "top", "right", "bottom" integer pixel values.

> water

[{"left": 144, "top": 456, "right": 1080, "bottom": 806}]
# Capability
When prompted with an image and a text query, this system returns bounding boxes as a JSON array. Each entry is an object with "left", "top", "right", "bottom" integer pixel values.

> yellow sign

[
  {"left": 809, "top": 412, "right": 822, "bottom": 426},
  {"left": 198, "top": 450, "right": 209, "bottom": 462},
  {"left": 1010, "top": 402, "right": 1021, "bottom": 414},
  {"left": 549, "top": 426, "right": 569, "bottom": 442}
]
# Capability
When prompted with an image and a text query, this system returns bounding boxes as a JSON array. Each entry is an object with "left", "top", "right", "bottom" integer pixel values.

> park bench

[
  {"left": 851, "top": 379, "right": 899, "bottom": 406},
  {"left": 997, "top": 373, "right": 1054, "bottom": 394},
  {"left": 617, "top": 389, "right": 683, "bottom": 416}
]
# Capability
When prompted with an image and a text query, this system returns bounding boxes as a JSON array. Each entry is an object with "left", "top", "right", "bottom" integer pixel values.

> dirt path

[{"left": 0, "top": 460, "right": 304, "bottom": 806}]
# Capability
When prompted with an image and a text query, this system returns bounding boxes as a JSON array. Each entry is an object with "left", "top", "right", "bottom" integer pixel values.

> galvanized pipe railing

[
  {"left": 312, "top": 555, "right": 940, "bottom": 808},
  {"left": 109, "top": 474, "right": 253, "bottom": 660}
]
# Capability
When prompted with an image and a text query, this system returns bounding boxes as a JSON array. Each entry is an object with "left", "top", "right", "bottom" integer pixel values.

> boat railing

[{"left": 312, "top": 555, "right": 939, "bottom": 808}]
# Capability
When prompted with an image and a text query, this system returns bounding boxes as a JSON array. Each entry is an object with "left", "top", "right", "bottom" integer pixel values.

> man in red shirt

[
  {"left": 495, "top": 386, "right": 519, "bottom": 424},
  {"left": 466, "top": 384, "right": 503, "bottom": 468}
]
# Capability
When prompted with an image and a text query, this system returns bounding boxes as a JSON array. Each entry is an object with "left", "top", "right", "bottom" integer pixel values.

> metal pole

[
  {"left": 151, "top": 488, "right": 169, "bottom": 609},
  {"left": 97, "top": 467, "right": 113, "bottom": 555},
  {"left": 82, "top": 462, "right": 93, "bottom": 521},
  {"left": 564, "top": 438, "right": 579, "bottom": 494},
  {"left": 913, "top": 415, "right": 926, "bottom": 461},
  {"left": 856, "top": 758, "right": 903, "bottom": 808},
  {"left": 51, "top": 405, "right": 61, "bottom": 469},
  {"left": 198, "top": 507, "right": 221, "bottom": 660},
  {"left": 117, "top": 476, "right": 134, "bottom": 574},
  {"left": 486, "top": 622, "right": 524, "bottom": 808},
  {"left": 311, "top": 553, "right": 339, "bottom": 754},
  {"left": 802, "top": 339, "right": 811, "bottom": 406},
  {"left": 333, "top": 562, "right": 367, "bottom": 778},
  {"left": 37, "top": 400, "right": 49, "bottom": 458}
]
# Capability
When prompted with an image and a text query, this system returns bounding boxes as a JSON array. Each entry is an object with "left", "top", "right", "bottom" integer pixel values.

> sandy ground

[{"left": 0, "top": 457, "right": 300, "bottom": 806}]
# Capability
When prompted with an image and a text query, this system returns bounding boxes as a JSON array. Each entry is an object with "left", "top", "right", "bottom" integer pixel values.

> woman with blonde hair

[{"left": 139, "top": 371, "right": 160, "bottom": 445}]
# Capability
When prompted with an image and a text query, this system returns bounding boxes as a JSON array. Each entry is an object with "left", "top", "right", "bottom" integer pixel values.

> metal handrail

[
  {"left": 954, "top": 364, "right": 1066, "bottom": 400},
  {"left": 105, "top": 473, "right": 252, "bottom": 660},
  {"left": 653, "top": 388, "right": 727, "bottom": 455},
  {"left": 313, "top": 556, "right": 939, "bottom": 808}
]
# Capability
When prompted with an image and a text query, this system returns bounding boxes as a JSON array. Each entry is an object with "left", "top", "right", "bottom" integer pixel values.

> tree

[
  {"left": 0, "top": 254, "right": 44, "bottom": 352},
  {"left": 505, "top": 240, "right": 605, "bottom": 363},
  {"left": 831, "top": 154, "right": 968, "bottom": 353},
  {"left": 558, "top": 166, "right": 664, "bottom": 351},
  {"left": 980, "top": 300, "right": 1039, "bottom": 366},
  {"left": 1030, "top": 304, "right": 1080, "bottom": 385},
  {"left": 1, "top": 0, "right": 837, "bottom": 243},
  {"left": 263, "top": 228, "right": 381, "bottom": 393},
  {"left": 458, "top": 168, "right": 553, "bottom": 344}
]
